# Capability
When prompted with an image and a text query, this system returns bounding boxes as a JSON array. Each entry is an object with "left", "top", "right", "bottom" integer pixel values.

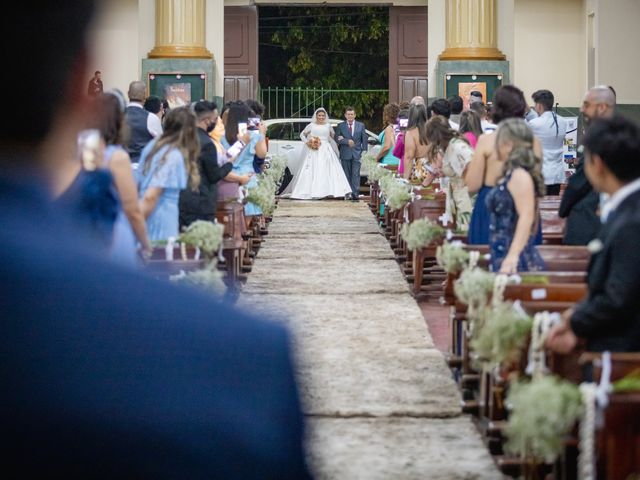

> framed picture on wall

[
  {"left": 147, "top": 72, "right": 207, "bottom": 106},
  {"left": 444, "top": 73, "right": 503, "bottom": 105}
]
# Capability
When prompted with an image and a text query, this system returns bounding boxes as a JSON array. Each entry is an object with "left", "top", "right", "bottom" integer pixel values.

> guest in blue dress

[
  {"left": 138, "top": 107, "right": 200, "bottom": 241},
  {"left": 464, "top": 85, "right": 543, "bottom": 245},
  {"left": 486, "top": 118, "right": 546, "bottom": 273},
  {"left": 223, "top": 101, "right": 267, "bottom": 220}
]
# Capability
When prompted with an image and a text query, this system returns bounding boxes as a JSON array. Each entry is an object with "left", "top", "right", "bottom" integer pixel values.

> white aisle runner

[{"left": 239, "top": 200, "right": 500, "bottom": 479}]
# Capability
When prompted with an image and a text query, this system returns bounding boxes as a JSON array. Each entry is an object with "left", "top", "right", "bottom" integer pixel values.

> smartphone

[
  {"left": 226, "top": 140, "right": 245, "bottom": 160},
  {"left": 238, "top": 122, "right": 248, "bottom": 136},
  {"left": 399, "top": 118, "right": 409, "bottom": 129},
  {"left": 248, "top": 117, "right": 261, "bottom": 130},
  {"left": 77, "top": 129, "right": 103, "bottom": 171}
]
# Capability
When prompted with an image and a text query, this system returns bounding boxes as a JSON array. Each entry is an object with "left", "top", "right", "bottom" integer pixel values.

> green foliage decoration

[
  {"left": 612, "top": 368, "right": 640, "bottom": 393},
  {"left": 264, "top": 154, "right": 288, "bottom": 184},
  {"left": 245, "top": 176, "right": 277, "bottom": 217},
  {"left": 399, "top": 219, "right": 445, "bottom": 251},
  {"left": 454, "top": 267, "right": 496, "bottom": 311},
  {"left": 471, "top": 301, "right": 533, "bottom": 369},
  {"left": 436, "top": 242, "right": 471, "bottom": 274},
  {"left": 505, "top": 376, "right": 584, "bottom": 462}
]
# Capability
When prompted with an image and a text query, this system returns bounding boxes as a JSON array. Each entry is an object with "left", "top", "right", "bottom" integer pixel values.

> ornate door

[{"left": 224, "top": 6, "right": 258, "bottom": 102}]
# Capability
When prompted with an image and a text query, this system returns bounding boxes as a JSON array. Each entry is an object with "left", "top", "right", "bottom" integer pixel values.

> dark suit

[
  {"left": 570, "top": 189, "right": 640, "bottom": 352},
  {"left": 179, "top": 128, "right": 233, "bottom": 228},
  {"left": 0, "top": 172, "right": 310, "bottom": 478},
  {"left": 335, "top": 121, "right": 368, "bottom": 198},
  {"left": 558, "top": 159, "right": 601, "bottom": 245}
]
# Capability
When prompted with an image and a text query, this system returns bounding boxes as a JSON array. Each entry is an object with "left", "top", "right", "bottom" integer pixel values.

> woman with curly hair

[
  {"left": 138, "top": 106, "right": 200, "bottom": 241},
  {"left": 487, "top": 118, "right": 546, "bottom": 273},
  {"left": 375, "top": 103, "right": 401, "bottom": 165}
]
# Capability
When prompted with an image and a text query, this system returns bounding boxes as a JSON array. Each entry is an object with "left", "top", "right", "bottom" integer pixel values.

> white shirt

[
  {"left": 481, "top": 119, "right": 497, "bottom": 133},
  {"left": 528, "top": 111, "right": 567, "bottom": 185},
  {"left": 127, "top": 102, "right": 163, "bottom": 138},
  {"left": 448, "top": 119, "right": 459, "bottom": 131},
  {"left": 600, "top": 177, "right": 640, "bottom": 222}
]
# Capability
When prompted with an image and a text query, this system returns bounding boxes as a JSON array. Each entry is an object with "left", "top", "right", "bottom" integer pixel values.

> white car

[{"left": 264, "top": 118, "right": 381, "bottom": 177}]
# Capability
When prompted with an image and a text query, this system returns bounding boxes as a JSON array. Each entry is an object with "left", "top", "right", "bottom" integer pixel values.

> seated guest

[
  {"left": 179, "top": 100, "right": 233, "bottom": 228},
  {"left": 431, "top": 98, "right": 458, "bottom": 130},
  {"left": 559, "top": 85, "right": 615, "bottom": 245},
  {"left": 375, "top": 103, "right": 401, "bottom": 166},
  {"left": 465, "top": 85, "right": 543, "bottom": 244},
  {"left": 425, "top": 116, "right": 473, "bottom": 231},
  {"left": 527, "top": 89, "right": 567, "bottom": 195},
  {"left": 546, "top": 115, "right": 640, "bottom": 353},
  {"left": 487, "top": 118, "right": 545, "bottom": 273},
  {"left": 2, "top": 1, "right": 310, "bottom": 477},
  {"left": 458, "top": 110, "right": 483, "bottom": 148},
  {"left": 138, "top": 107, "right": 200, "bottom": 241}
]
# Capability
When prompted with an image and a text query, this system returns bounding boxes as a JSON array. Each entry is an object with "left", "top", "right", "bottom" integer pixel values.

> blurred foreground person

[{"left": 0, "top": 2, "right": 310, "bottom": 478}]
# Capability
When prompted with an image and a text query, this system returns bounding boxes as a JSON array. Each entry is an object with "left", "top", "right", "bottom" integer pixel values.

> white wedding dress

[{"left": 282, "top": 120, "right": 352, "bottom": 200}]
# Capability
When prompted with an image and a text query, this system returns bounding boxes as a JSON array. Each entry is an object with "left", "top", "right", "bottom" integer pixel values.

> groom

[{"left": 335, "top": 106, "right": 368, "bottom": 201}]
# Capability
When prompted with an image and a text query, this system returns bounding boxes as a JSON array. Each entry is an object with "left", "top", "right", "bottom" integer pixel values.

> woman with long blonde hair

[
  {"left": 138, "top": 106, "right": 200, "bottom": 241},
  {"left": 486, "top": 118, "right": 546, "bottom": 273}
]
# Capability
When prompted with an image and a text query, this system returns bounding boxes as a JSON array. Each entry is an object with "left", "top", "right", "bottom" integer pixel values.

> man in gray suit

[{"left": 335, "top": 106, "right": 368, "bottom": 201}]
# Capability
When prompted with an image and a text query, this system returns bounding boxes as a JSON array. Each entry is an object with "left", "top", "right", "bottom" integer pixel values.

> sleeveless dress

[
  {"left": 486, "top": 171, "right": 545, "bottom": 272},
  {"left": 104, "top": 145, "right": 140, "bottom": 268},
  {"left": 137, "top": 139, "right": 187, "bottom": 241},
  {"left": 282, "top": 123, "right": 352, "bottom": 199},
  {"left": 378, "top": 129, "right": 400, "bottom": 166}
]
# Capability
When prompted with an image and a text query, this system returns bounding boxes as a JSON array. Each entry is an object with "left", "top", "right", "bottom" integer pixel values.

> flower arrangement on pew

[
  {"left": 362, "top": 153, "right": 394, "bottom": 183},
  {"left": 505, "top": 376, "right": 584, "bottom": 467},
  {"left": 453, "top": 267, "right": 496, "bottom": 325},
  {"left": 170, "top": 220, "right": 226, "bottom": 295},
  {"left": 245, "top": 174, "right": 277, "bottom": 216},
  {"left": 263, "top": 154, "right": 287, "bottom": 184},
  {"left": 436, "top": 241, "right": 471, "bottom": 274},
  {"left": 471, "top": 300, "right": 533, "bottom": 370},
  {"left": 379, "top": 176, "right": 412, "bottom": 211},
  {"left": 399, "top": 218, "right": 446, "bottom": 251}
]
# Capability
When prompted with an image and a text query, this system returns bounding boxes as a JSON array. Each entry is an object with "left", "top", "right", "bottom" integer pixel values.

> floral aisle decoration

[
  {"left": 171, "top": 220, "right": 226, "bottom": 296},
  {"left": 436, "top": 241, "right": 471, "bottom": 274},
  {"left": 471, "top": 300, "right": 533, "bottom": 370},
  {"left": 505, "top": 376, "right": 584, "bottom": 465},
  {"left": 245, "top": 174, "right": 277, "bottom": 216},
  {"left": 453, "top": 267, "right": 496, "bottom": 325},
  {"left": 362, "top": 153, "right": 394, "bottom": 183},
  {"left": 263, "top": 154, "right": 287, "bottom": 184},
  {"left": 380, "top": 176, "right": 412, "bottom": 211},
  {"left": 399, "top": 218, "right": 446, "bottom": 251}
]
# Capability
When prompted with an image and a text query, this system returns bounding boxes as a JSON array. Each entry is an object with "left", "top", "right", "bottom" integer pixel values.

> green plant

[
  {"left": 177, "top": 221, "right": 224, "bottom": 258},
  {"left": 471, "top": 300, "right": 533, "bottom": 369},
  {"left": 436, "top": 242, "right": 471, "bottom": 274},
  {"left": 399, "top": 218, "right": 445, "bottom": 251},
  {"left": 612, "top": 368, "right": 640, "bottom": 393},
  {"left": 505, "top": 376, "right": 584, "bottom": 463}
]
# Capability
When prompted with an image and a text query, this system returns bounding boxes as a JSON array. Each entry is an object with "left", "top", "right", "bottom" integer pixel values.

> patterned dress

[
  {"left": 441, "top": 138, "right": 473, "bottom": 231},
  {"left": 486, "top": 170, "right": 545, "bottom": 272}
]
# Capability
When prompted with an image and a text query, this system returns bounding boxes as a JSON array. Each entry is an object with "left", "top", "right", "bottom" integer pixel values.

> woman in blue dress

[
  {"left": 464, "top": 85, "right": 543, "bottom": 245},
  {"left": 486, "top": 118, "right": 546, "bottom": 273},
  {"left": 222, "top": 101, "right": 267, "bottom": 226},
  {"left": 138, "top": 107, "right": 200, "bottom": 241}
]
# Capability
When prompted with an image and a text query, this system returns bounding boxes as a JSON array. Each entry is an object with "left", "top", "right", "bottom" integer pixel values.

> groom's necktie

[{"left": 348, "top": 122, "right": 353, "bottom": 136}]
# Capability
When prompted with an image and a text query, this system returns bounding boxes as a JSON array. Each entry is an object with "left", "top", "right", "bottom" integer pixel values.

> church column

[
  {"left": 148, "top": 0, "right": 212, "bottom": 59},
  {"left": 439, "top": 0, "right": 505, "bottom": 61}
]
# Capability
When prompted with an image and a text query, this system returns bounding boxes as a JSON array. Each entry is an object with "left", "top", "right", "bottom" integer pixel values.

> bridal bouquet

[{"left": 308, "top": 136, "right": 321, "bottom": 150}]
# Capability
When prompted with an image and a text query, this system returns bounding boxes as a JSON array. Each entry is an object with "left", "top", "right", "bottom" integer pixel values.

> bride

[{"left": 282, "top": 107, "right": 352, "bottom": 199}]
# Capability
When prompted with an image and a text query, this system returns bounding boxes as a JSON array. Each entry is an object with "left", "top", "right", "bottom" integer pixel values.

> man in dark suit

[
  {"left": 546, "top": 115, "right": 640, "bottom": 353},
  {"left": 179, "top": 100, "right": 233, "bottom": 228},
  {"left": 335, "top": 106, "right": 368, "bottom": 201},
  {"left": 0, "top": 2, "right": 310, "bottom": 478},
  {"left": 558, "top": 86, "right": 616, "bottom": 245}
]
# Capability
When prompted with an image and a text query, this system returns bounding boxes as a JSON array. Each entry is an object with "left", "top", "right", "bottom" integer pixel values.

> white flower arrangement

[
  {"left": 380, "top": 176, "right": 412, "bottom": 211},
  {"left": 177, "top": 220, "right": 224, "bottom": 259},
  {"left": 399, "top": 218, "right": 446, "bottom": 251},
  {"left": 436, "top": 242, "right": 471, "bottom": 274},
  {"left": 471, "top": 300, "right": 533, "bottom": 370},
  {"left": 505, "top": 376, "right": 584, "bottom": 463},
  {"left": 245, "top": 175, "right": 277, "bottom": 216},
  {"left": 454, "top": 267, "right": 496, "bottom": 314},
  {"left": 264, "top": 154, "right": 287, "bottom": 184},
  {"left": 170, "top": 262, "right": 227, "bottom": 296}
]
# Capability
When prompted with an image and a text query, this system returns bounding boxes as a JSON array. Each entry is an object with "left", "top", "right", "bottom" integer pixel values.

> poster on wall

[
  {"left": 563, "top": 116, "right": 579, "bottom": 171},
  {"left": 164, "top": 83, "right": 191, "bottom": 109},
  {"left": 458, "top": 82, "right": 487, "bottom": 110}
]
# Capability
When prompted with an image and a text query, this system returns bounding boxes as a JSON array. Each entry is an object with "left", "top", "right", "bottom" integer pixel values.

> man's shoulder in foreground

[{"left": 0, "top": 176, "right": 309, "bottom": 478}]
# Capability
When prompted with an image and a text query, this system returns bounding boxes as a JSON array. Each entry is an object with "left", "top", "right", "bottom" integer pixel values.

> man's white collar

[{"left": 601, "top": 177, "right": 640, "bottom": 222}]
